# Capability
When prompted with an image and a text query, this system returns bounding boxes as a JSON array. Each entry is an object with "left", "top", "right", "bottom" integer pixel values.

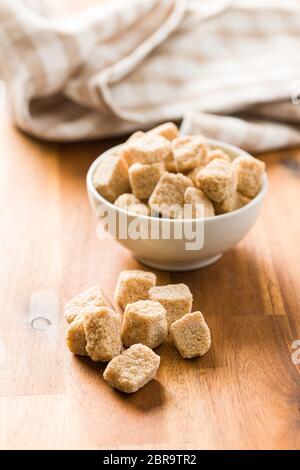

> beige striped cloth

[{"left": 1, "top": 0, "right": 300, "bottom": 153}]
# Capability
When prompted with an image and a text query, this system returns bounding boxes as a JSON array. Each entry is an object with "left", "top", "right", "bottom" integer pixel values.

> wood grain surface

[{"left": 0, "top": 108, "right": 299, "bottom": 450}]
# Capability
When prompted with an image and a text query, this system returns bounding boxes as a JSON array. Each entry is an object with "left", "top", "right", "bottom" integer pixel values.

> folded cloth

[{"left": 1, "top": 0, "right": 300, "bottom": 153}]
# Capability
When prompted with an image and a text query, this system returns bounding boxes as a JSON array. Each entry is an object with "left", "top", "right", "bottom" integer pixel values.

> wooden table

[{"left": 0, "top": 108, "right": 299, "bottom": 450}]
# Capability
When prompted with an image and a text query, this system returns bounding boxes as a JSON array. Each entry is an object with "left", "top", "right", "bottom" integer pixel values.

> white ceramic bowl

[{"left": 87, "top": 139, "right": 268, "bottom": 271}]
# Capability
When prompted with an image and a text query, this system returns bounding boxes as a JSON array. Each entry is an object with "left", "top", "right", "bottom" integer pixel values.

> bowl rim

[{"left": 86, "top": 138, "right": 268, "bottom": 223}]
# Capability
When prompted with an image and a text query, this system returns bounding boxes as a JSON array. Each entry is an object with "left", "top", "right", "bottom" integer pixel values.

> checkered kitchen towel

[{"left": 1, "top": 0, "right": 300, "bottom": 153}]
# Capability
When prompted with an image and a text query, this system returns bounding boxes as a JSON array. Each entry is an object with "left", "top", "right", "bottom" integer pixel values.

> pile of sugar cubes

[
  {"left": 65, "top": 270, "right": 211, "bottom": 394},
  {"left": 93, "top": 122, "right": 266, "bottom": 218}
]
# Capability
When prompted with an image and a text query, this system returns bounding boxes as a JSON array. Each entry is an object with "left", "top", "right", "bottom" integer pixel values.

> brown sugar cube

[
  {"left": 158, "top": 142, "right": 176, "bottom": 173},
  {"left": 122, "top": 300, "right": 168, "bottom": 349},
  {"left": 187, "top": 164, "right": 205, "bottom": 185},
  {"left": 114, "top": 270, "right": 156, "bottom": 309},
  {"left": 206, "top": 148, "right": 231, "bottom": 165},
  {"left": 122, "top": 134, "right": 172, "bottom": 167},
  {"left": 172, "top": 135, "right": 207, "bottom": 172},
  {"left": 165, "top": 153, "right": 177, "bottom": 172},
  {"left": 93, "top": 155, "right": 129, "bottom": 203},
  {"left": 114, "top": 193, "right": 149, "bottom": 216},
  {"left": 148, "top": 122, "right": 179, "bottom": 141},
  {"left": 184, "top": 187, "right": 215, "bottom": 218},
  {"left": 114, "top": 193, "right": 140, "bottom": 209},
  {"left": 231, "top": 155, "right": 265, "bottom": 198},
  {"left": 149, "top": 283, "right": 193, "bottom": 328},
  {"left": 213, "top": 191, "right": 251, "bottom": 214},
  {"left": 149, "top": 172, "right": 192, "bottom": 218},
  {"left": 147, "top": 122, "right": 179, "bottom": 172},
  {"left": 103, "top": 343, "right": 160, "bottom": 393},
  {"left": 83, "top": 307, "right": 122, "bottom": 362},
  {"left": 65, "top": 314, "right": 87, "bottom": 356},
  {"left": 127, "top": 131, "right": 145, "bottom": 142},
  {"left": 129, "top": 162, "right": 164, "bottom": 200},
  {"left": 64, "top": 286, "right": 108, "bottom": 324},
  {"left": 170, "top": 311, "right": 211, "bottom": 359},
  {"left": 196, "top": 158, "right": 237, "bottom": 203}
]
